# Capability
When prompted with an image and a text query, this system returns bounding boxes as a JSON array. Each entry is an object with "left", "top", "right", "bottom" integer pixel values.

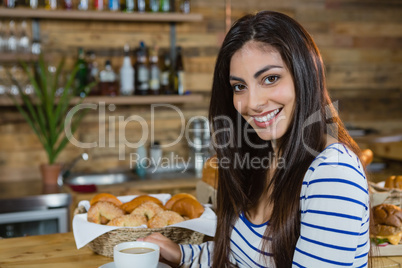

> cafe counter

[{"left": 0, "top": 232, "right": 401, "bottom": 268}]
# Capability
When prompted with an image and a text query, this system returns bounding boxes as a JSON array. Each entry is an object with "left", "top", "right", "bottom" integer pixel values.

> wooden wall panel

[{"left": 0, "top": 0, "right": 401, "bottom": 182}]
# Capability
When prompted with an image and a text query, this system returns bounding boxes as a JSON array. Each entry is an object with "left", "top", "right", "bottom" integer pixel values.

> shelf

[
  {"left": 0, "top": 53, "right": 39, "bottom": 63},
  {"left": 0, "top": 8, "right": 203, "bottom": 22},
  {"left": 0, "top": 94, "right": 204, "bottom": 106}
]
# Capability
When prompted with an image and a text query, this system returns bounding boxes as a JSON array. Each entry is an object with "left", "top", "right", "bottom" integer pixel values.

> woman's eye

[
  {"left": 263, "top": 75, "right": 279, "bottom": 85},
  {"left": 232, "top": 84, "right": 246, "bottom": 92}
]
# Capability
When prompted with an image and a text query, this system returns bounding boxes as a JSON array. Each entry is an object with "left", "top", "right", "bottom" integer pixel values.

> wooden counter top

[{"left": 0, "top": 232, "right": 401, "bottom": 268}]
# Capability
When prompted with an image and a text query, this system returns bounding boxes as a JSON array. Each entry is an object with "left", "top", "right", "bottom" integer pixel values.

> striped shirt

[{"left": 179, "top": 143, "right": 370, "bottom": 267}]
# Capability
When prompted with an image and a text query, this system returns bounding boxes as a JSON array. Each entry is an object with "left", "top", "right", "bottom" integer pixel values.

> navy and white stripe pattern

[
  {"left": 179, "top": 143, "right": 370, "bottom": 268},
  {"left": 294, "top": 143, "right": 370, "bottom": 267}
]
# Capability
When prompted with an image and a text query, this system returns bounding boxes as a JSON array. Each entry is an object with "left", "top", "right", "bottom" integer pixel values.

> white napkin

[{"left": 73, "top": 194, "right": 217, "bottom": 249}]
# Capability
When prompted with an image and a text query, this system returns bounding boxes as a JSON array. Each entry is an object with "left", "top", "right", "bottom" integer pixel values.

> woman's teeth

[{"left": 254, "top": 109, "right": 280, "bottom": 122}]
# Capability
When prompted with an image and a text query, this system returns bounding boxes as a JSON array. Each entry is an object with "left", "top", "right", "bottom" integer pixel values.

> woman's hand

[{"left": 137, "top": 232, "right": 181, "bottom": 266}]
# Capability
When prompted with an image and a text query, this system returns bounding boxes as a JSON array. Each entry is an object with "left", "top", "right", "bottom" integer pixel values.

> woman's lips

[{"left": 252, "top": 108, "right": 281, "bottom": 128}]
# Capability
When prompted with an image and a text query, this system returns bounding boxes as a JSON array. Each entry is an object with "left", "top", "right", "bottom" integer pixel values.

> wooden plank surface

[
  {"left": 0, "top": 232, "right": 400, "bottom": 267},
  {"left": 0, "top": 8, "right": 203, "bottom": 22}
]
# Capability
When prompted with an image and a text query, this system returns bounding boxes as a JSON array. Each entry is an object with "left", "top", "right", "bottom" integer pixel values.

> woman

[{"left": 140, "top": 11, "right": 370, "bottom": 267}]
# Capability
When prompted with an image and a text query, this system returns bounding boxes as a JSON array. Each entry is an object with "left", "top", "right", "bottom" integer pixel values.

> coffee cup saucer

[{"left": 99, "top": 262, "right": 171, "bottom": 268}]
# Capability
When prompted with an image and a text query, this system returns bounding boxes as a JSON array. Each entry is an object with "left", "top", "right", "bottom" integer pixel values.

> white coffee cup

[{"left": 114, "top": 241, "right": 160, "bottom": 268}]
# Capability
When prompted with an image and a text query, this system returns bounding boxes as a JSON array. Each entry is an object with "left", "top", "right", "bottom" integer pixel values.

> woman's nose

[{"left": 247, "top": 86, "right": 267, "bottom": 112}]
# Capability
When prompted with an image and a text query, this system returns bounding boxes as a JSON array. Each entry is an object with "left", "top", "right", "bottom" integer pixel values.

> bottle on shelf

[
  {"left": 63, "top": 0, "right": 72, "bottom": 9},
  {"left": 74, "top": 47, "right": 89, "bottom": 97},
  {"left": 137, "top": 0, "right": 146, "bottom": 12},
  {"left": 148, "top": 46, "right": 160, "bottom": 95},
  {"left": 93, "top": 0, "right": 104, "bottom": 10},
  {"left": 5, "top": 0, "right": 16, "bottom": 8},
  {"left": 99, "top": 60, "right": 119, "bottom": 96},
  {"left": 45, "top": 0, "right": 57, "bottom": 10},
  {"left": 78, "top": 0, "right": 89, "bottom": 10},
  {"left": 160, "top": 53, "right": 172, "bottom": 95},
  {"left": 159, "top": 0, "right": 169, "bottom": 12},
  {"left": 7, "top": 20, "right": 17, "bottom": 53},
  {"left": 120, "top": 44, "right": 135, "bottom": 96},
  {"left": 108, "top": 0, "right": 120, "bottom": 11},
  {"left": 18, "top": 21, "right": 31, "bottom": 54},
  {"left": 180, "top": 0, "right": 190, "bottom": 13},
  {"left": 0, "top": 22, "right": 5, "bottom": 53},
  {"left": 134, "top": 41, "right": 149, "bottom": 96},
  {"left": 122, "top": 0, "right": 134, "bottom": 12},
  {"left": 30, "top": 0, "right": 38, "bottom": 9},
  {"left": 149, "top": 0, "right": 159, "bottom": 12},
  {"left": 175, "top": 46, "right": 185, "bottom": 95},
  {"left": 86, "top": 50, "right": 100, "bottom": 95}
]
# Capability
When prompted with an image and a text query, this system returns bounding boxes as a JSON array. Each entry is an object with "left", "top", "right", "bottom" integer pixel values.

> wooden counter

[{"left": 0, "top": 232, "right": 401, "bottom": 268}]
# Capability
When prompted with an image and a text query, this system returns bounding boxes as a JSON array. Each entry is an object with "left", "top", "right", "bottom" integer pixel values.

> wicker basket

[{"left": 74, "top": 205, "right": 205, "bottom": 258}]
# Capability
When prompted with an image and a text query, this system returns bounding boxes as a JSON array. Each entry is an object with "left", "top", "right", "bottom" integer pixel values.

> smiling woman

[
  {"left": 230, "top": 41, "right": 296, "bottom": 142},
  {"left": 139, "top": 11, "right": 371, "bottom": 268}
]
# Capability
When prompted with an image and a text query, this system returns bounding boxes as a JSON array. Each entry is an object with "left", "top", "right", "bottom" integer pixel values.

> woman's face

[{"left": 231, "top": 41, "right": 296, "bottom": 142}]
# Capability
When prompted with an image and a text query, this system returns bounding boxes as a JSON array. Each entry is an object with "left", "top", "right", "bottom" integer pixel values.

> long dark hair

[{"left": 209, "top": 11, "right": 362, "bottom": 267}]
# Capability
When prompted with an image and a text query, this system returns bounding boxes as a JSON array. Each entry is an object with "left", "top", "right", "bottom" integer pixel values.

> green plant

[{"left": 7, "top": 54, "right": 91, "bottom": 165}]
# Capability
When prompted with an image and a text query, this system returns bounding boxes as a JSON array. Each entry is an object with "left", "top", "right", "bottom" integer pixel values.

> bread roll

[
  {"left": 171, "top": 197, "right": 205, "bottom": 219},
  {"left": 121, "top": 195, "right": 164, "bottom": 213},
  {"left": 87, "top": 201, "right": 125, "bottom": 224},
  {"left": 384, "top": 175, "right": 402, "bottom": 190},
  {"left": 90, "top": 193, "right": 122, "bottom": 207},
  {"left": 165, "top": 193, "right": 197, "bottom": 210},
  {"left": 202, "top": 155, "right": 218, "bottom": 188}
]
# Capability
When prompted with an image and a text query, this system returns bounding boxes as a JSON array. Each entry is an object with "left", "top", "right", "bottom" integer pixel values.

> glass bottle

[
  {"left": 137, "top": 0, "right": 145, "bottom": 12},
  {"left": 180, "top": 0, "right": 189, "bottom": 13},
  {"left": 175, "top": 46, "right": 185, "bottom": 95},
  {"left": 86, "top": 51, "right": 100, "bottom": 95},
  {"left": 7, "top": 20, "right": 17, "bottom": 53},
  {"left": 122, "top": 0, "right": 134, "bottom": 12},
  {"left": 149, "top": 0, "right": 158, "bottom": 12},
  {"left": 45, "top": 0, "right": 57, "bottom": 9},
  {"left": 159, "top": 0, "right": 169, "bottom": 12},
  {"left": 30, "top": 0, "right": 38, "bottom": 8},
  {"left": 134, "top": 41, "right": 149, "bottom": 95},
  {"left": 64, "top": 0, "right": 73, "bottom": 9},
  {"left": 5, "top": 0, "right": 16, "bottom": 8},
  {"left": 74, "top": 47, "right": 88, "bottom": 97},
  {"left": 78, "top": 0, "right": 89, "bottom": 10},
  {"left": 18, "top": 21, "right": 30, "bottom": 54},
  {"left": 160, "top": 53, "right": 172, "bottom": 95},
  {"left": 120, "top": 44, "right": 134, "bottom": 95},
  {"left": 108, "top": 0, "right": 119, "bottom": 11},
  {"left": 0, "top": 22, "right": 5, "bottom": 52},
  {"left": 148, "top": 46, "right": 160, "bottom": 95},
  {"left": 93, "top": 0, "right": 103, "bottom": 10},
  {"left": 99, "top": 60, "right": 118, "bottom": 96}
]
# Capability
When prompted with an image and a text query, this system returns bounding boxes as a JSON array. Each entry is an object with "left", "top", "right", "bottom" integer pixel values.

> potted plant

[{"left": 7, "top": 54, "right": 92, "bottom": 188}]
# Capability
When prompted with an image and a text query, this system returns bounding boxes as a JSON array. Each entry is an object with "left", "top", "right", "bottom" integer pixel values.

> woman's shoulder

[{"left": 304, "top": 142, "right": 367, "bottom": 184}]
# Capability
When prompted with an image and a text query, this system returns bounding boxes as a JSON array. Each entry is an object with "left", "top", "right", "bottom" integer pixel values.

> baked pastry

[
  {"left": 121, "top": 195, "right": 164, "bottom": 213},
  {"left": 171, "top": 197, "right": 205, "bottom": 219},
  {"left": 384, "top": 175, "right": 402, "bottom": 190},
  {"left": 89, "top": 193, "right": 123, "bottom": 207},
  {"left": 360, "top": 149, "right": 373, "bottom": 167},
  {"left": 202, "top": 155, "right": 218, "bottom": 188},
  {"left": 131, "top": 201, "right": 165, "bottom": 220},
  {"left": 107, "top": 214, "right": 147, "bottom": 227},
  {"left": 371, "top": 204, "right": 402, "bottom": 245},
  {"left": 165, "top": 193, "right": 197, "bottom": 210},
  {"left": 87, "top": 201, "right": 125, "bottom": 224},
  {"left": 148, "top": 211, "right": 185, "bottom": 228}
]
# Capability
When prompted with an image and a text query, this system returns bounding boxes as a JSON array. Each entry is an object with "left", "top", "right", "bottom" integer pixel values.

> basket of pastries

[{"left": 73, "top": 192, "right": 216, "bottom": 257}]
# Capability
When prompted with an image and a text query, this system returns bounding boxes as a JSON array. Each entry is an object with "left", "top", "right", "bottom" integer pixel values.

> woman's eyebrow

[
  {"left": 254, "top": 65, "right": 283, "bottom": 78},
  {"left": 229, "top": 75, "right": 246, "bottom": 83}
]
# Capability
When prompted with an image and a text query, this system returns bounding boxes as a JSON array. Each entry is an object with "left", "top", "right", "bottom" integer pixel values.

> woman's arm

[
  {"left": 138, "top": 233, "right": 215, "bottom": 268},
  {"left": 293, "top": 146, "right": 370, "bottom": 267}
]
